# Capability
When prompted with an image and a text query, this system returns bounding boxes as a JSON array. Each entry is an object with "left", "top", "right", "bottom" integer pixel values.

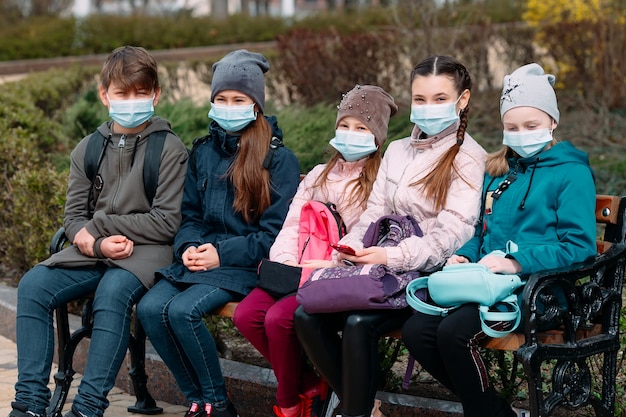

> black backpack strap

[
  {"left": 143, "top": 130, "right": 167, "bottom": 205},
  {"left": 84, "top": 131, "right": 108, "bottom": 217},
  {"left": 84, "top": 131, "right": 107, "bottom": 182},
  {"left": 324, "top": 202, "right": 347, "bottom": 238},
  {"left": 262, "top": 136, "right": 284, "bottom": 170}
]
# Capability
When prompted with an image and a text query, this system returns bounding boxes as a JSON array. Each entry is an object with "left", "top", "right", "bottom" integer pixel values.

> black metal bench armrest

[
  {"left": 521, "top": 242, "right": 626, "bottom": 346},
  {"left": 50, "top": 227, "right": 69, "bottom": 256}
]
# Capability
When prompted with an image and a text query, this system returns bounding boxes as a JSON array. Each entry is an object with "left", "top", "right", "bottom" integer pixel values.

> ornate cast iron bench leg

[
  {"left": 127, "top": 316, "right": 163, "bottom": 414},
  {"left": 46, "top": 301, "right": 94, "bottom": 417}
]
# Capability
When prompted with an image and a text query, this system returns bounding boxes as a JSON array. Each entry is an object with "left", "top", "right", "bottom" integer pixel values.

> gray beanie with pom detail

[
  {"left": 210, "top": 49, "right": 270, "bottom": 113},
  {"left": 500, "top": 63, "right": 560, "bottom": 123}
]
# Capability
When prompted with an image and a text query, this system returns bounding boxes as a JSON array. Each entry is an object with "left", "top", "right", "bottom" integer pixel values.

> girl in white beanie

[{"left": 402, "top": 63, "right": 596, "bottom": 417}]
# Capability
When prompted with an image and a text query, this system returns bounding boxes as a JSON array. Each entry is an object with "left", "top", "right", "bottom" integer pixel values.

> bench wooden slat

[
  {"left": 595, "top": 194, "right": 621, "bottom": 225},
  {"left": 212, "top": 301, "right": 238, "bottom": 318}
]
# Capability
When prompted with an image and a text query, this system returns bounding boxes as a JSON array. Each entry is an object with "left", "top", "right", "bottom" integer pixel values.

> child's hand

[
  {"left": 73, "top": 227, "right": 96, "bottom": 257},
  {"left": 340, "top": 246, "right": 387, "bottom": 266},
  {"left": 478, "top": 254, "right": 521, "bottom": 274},
  {"left": 185, "top": 243, "right": 220, "bottom": 271},
  {"left": 100, "top": 235, "right": 134, "bottom": 259},
  {"left": 446, "top": 255, "right": 470, "bottom": 265}
]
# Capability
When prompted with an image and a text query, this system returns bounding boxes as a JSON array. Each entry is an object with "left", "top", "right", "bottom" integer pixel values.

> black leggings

[
  {"left": 402, "top": 304, "right": 515, "bottom": 417},
  {"left": 294, "top": 306, "right": 411, "bottom": 417}
]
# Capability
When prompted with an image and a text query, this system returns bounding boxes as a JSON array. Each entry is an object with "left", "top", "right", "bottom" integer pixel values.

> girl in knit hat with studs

[
  {"left": 137, "top": 49, "right": 301, "bottom": 417},
  {"left": 234, "top": 84, "right": 398, "bottom": 417},
  {"left": 295, "top": 55, "right": 487, "bottom": 417},
  {"left": 402, "top": 63, "right": 596, "bottom": 417}
]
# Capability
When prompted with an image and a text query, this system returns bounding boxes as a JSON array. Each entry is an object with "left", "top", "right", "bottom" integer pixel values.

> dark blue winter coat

[{"left": 156, "top": 116, "right": 300, "bottom": 295}]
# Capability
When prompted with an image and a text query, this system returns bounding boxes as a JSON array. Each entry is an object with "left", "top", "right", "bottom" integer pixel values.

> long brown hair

[
  {"left": 410, "top": 55, "right": 472, "bottom": 211},
  {"left": 226, "top": 113, "right": 272, "bottom": 223},
  {"left": 312, "top": 149, "right": 382, "bottom": 209}
]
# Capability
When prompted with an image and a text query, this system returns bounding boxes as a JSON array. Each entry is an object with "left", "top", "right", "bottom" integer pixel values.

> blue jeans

[
  {"left": 137, "top": 279, "right": 235, "bottom": 404},
  {"left": 15, "top": 265, "right": 146, "bottom": 417}
]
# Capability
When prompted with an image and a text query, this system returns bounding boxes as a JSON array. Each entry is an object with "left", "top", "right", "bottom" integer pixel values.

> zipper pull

[
  {"left": 118, "top": 134, "right": 126, "bottom": 148},
  {"left": 298, "top": 237, "right": 310, "bottom": 264}
]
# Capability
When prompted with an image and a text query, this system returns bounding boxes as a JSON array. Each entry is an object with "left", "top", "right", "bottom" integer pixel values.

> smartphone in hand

[{"left": 330, "top": 243, "right": 357, "bottom": 256}]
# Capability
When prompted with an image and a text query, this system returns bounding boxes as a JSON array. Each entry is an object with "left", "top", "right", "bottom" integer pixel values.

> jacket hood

[
  {"left": 511, "top": 141, "right": 590, "bottom": 171},
  {"left": 504, "top": 141, "right": 594, "bottom": 211}
]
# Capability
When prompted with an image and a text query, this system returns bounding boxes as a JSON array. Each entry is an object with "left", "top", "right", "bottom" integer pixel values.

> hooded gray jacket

[{"left": 40, "top": 117, "right": 188, "bottom": 287}]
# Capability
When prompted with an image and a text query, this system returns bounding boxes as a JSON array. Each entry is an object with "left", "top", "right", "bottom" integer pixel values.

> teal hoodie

[{"left": 456, "top": 141, "right": 597, "bottom": 275}]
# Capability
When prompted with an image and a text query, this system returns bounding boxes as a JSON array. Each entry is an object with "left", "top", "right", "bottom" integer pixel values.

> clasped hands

[
  {"left": 74, "top": 227, "right": 134, "bottom": 259},
  {"left": 183, "top": 243, "right": 220, "bottom": 272}
]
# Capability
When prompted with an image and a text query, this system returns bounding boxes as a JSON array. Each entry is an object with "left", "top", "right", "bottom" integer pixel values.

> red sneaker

[{"left": 301, "top": 379, "right": 329, "bottom": 417}]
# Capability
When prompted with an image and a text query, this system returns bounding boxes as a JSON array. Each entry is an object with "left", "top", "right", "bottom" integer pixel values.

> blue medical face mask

[
  {"left": 329, "top": 130, "right": 378, "bottom": 162},
  {"left": 108, "top": 95, "right": 155, "bottom": 128},
  {"left": 410, "top": 96, "right": 461, "bottom": 136},
  {"left": 502, "top": 128, "right": 552, "bottom": 158},
  {"left": 208, "top": 102, "right": 257, "bottom": 132}
]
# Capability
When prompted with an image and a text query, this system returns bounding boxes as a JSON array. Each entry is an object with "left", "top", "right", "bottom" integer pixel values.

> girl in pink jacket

[
  {"left": 294, "top": 55, "right": 487, "bottom": 417},
  {"left": 234, "top": 85, "right": 398, "bottom": 417}
]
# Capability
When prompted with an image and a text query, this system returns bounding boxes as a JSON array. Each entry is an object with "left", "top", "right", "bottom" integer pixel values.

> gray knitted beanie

[
  {"left": 210, "top": 49, "right": 270, "bottom": 113},
  {"left": 335, "top": 85, "right": 398, "bottom": 147},
  {"left": 500, "top": 63, "right": 560, "bottom": 123}
]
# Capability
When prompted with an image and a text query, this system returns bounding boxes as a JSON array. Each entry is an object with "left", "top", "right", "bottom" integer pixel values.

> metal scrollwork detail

[
  {"left": 536, "top": 290, "right": 562, "bottom": 327},
  {"left": 580, "top": 282, "right": 603, "bottom": 323},
  {"left": 552, "top": 360, "right": 591, "bottom": 408}
]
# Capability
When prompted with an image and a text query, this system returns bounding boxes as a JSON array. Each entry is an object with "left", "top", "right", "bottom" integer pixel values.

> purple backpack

[{"left": 296, "top": 215, "right": 422, "bottom": 313}]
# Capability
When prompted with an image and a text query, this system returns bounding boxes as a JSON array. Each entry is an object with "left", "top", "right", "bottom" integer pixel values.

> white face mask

[
  {"left": 208, "top": 102, "right": 257, "bottom": 132},
  {"left": 329, "top": 130, "right": 378, "bottom": 162},
  {"left": 107, "top": 95, "right": 155, "bottom": 128},
  {"left": 410, "top": 96, "right": 461, "bottom": 136},
  {"left": 502, "top": 128, "right": 553, "bottom": 158}
]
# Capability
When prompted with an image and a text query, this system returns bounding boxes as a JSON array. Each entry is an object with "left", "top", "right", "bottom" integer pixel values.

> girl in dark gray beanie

[{"left": 138, "top": 49, "right": 301, "bottom": 417}]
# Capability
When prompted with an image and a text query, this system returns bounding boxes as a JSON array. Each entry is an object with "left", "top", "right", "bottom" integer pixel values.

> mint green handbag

[{"left": 405, "top": 263, "right": 524, "bottom": 337}]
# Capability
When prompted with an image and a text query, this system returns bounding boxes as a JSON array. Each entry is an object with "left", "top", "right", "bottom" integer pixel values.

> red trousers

[{"left": 233, "top": 288, "right": 317, "bottom": 408}]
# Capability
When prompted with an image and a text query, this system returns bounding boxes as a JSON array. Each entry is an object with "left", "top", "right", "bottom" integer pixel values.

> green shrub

[
  {"left": 0, "top": 16, "right": 77, "bottom": 60},
  {"left": 0, "top": 165, "right": 67, "bottom": 283}
]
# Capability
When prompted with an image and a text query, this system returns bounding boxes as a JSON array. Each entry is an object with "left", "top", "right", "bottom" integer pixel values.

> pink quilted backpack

[{"left": 297, "top": 201, "right": 347, "bottom": 263}]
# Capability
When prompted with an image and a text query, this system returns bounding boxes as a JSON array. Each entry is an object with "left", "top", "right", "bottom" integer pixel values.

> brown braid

[{"left": 410, "top": 56, "right": 473, "bottom": 210}]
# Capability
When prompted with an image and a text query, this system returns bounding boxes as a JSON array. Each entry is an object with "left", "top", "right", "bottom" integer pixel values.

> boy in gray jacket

[{"left": 8, "top": 46, "right": 188, "bottom": 417}]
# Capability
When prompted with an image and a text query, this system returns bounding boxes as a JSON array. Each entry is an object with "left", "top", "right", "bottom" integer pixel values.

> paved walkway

[{"left": 0, "top": 335, "right": 186, "bottom": 417}]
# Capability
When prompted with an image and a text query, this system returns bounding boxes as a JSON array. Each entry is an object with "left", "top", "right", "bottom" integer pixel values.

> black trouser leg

[{"left": 402, "top": 304, "right": 515, "bottom": 417}]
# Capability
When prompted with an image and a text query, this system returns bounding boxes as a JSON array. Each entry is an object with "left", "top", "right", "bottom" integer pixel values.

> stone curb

[{"left": 0, "top": 282, "right": 462, "bottom": 416}]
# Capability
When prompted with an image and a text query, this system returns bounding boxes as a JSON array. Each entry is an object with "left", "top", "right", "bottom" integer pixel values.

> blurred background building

[{"left": 69, "top": 0, "right": 387, "bottom": 17}]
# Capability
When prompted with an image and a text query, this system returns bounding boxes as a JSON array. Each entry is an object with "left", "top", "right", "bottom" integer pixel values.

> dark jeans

[
  {"left": 294, "top": 306, "right": 411, "bottom": 417},
  {"left": 137, "top": 279, "right": 236, "bottom": 405},
  {"left": 15, "top": 265, "right": 146, "bottom": 417},
  {"left": 402, "top": 304, "right": 516, "bottom": 417}
]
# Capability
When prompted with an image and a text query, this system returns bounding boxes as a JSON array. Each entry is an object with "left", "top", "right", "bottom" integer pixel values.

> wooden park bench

[{"left": 46, "top": 194, "right": 626, "bottom": 417}]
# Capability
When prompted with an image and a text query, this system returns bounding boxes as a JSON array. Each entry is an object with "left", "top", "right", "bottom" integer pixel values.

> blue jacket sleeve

[{"left": 511, "top": 164, "right": 597, "bottom": 274}]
